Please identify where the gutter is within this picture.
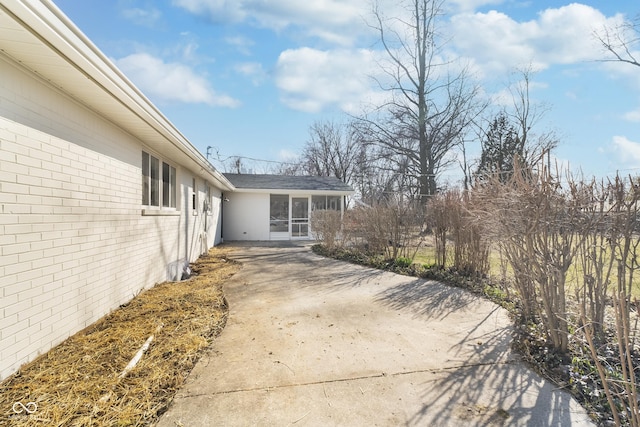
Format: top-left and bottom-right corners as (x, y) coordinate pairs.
(2, 0), (235, 192)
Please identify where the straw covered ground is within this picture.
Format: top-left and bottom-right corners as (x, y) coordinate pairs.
(0, 247), (240, 426)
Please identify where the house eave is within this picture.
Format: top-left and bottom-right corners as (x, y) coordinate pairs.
(230, 187), (354, 196)
(0, 0), (234, 192)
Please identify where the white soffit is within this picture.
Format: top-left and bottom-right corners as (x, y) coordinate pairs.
(0, 0), (233, 191)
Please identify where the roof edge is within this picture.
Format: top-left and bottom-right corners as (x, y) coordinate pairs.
(1, 0), (235, 191)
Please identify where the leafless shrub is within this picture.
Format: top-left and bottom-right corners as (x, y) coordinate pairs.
(578, 176), (640, 426)
(472, 166), (640, 420)
(451, 191), (490, 277)
(470, 162), (590, 352)
(344, 202), (422, 259)
(611, 293), (640, 427)
(581, 291), (640, 427)
(574, 179), (614, 340)
(468, 164), (536, 320)
(427, 191), (456, 268)
(428, 190), (490, 277)
(310, 210), (343, 250)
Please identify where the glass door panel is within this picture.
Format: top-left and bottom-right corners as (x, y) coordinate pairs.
(291, 197), (309, 237)
(270, 194), (289, 232)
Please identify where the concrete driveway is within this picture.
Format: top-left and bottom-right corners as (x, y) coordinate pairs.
(156, 243), (593, 426)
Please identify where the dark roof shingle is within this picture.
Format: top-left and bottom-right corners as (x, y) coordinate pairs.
(223, 174), (354, 192)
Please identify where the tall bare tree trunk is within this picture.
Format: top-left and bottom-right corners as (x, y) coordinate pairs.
(362, 0), (484, 204)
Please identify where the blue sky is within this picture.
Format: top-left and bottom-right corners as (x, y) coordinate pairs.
(52, 0), (639, 182)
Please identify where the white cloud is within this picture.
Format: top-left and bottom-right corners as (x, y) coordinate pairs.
(278, 149), (299, 161)
(612, 135), (640, 166)
(171, 0), (245, 23)
(225, 36), (254, 55)
(274, 47), (381, 113)
(163, 33), (215, 65)
(114, 53), (240, 107)
(447, 0), (505, 13)
(623, 108), (640, 122)
(121, 7), (162, 28)
(234, 62), (267, 86)
(449, 4), (624, 77)
(601, 56), (640, 92)
(172, 0), (373, 46)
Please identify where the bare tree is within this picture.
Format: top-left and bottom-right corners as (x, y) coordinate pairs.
(505, 67), (557, 168)
(361, 0), (485, 204)
(596, 14), (640, 68)
(457, 133), (474, 191)
(301, 120), (362, 185)
(225, 156), (245, 174)
(273, 161), (304, 176)
(355, 143), (423, 205)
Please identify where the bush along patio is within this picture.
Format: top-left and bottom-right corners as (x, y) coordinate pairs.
(311, 167), (640, 427)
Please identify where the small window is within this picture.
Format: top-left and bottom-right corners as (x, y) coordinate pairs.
(191, 178), (198, 211)
(142, 152), (150, 205)
(192, 178), (197, 212)
(312, 195), (341, 211)
(328, 196), (341, 211)
(150, 156), (159, 206)
(142, 151), (176, 209)
(162, 162), (175, 207)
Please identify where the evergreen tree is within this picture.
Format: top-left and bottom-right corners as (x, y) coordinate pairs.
(475, 113), (524, 183)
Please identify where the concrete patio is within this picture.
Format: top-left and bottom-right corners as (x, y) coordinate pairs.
(156, 243), (593, 426)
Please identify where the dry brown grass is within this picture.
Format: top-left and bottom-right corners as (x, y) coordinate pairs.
(0, 247), (240, 426)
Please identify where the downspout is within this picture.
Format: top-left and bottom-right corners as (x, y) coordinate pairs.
(220, 193), (224, 243)
(341, 194), (345, 239)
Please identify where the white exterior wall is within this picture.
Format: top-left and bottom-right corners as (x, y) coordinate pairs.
(0, 55), (222, 380)
(222, 192), (348, 241)
(222, 192), (270, 241)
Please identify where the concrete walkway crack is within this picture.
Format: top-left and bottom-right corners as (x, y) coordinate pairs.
(177, 359), (519, 399)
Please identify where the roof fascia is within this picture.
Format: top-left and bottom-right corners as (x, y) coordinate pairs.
(230, 188), (354, 195)
(1, 0), (235, 192)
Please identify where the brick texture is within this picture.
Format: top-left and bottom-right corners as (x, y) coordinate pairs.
(0, 55), (223, 380)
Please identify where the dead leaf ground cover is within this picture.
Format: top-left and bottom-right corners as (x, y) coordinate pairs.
(0, 247), (239, 426)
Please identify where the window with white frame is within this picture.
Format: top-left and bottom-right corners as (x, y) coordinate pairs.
(312, 195), (341, 211)
(192, 177), (198, 213)
(142, 151), (176, 208)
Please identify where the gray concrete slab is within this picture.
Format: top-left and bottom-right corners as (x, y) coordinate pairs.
(156, 243), (593, 427)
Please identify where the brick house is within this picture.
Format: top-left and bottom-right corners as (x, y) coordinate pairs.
(0, 0), (352, 381)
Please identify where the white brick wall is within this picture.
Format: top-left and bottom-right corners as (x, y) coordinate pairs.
(0, 55), (223, 380)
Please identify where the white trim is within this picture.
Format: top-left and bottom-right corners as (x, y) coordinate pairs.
(290, 196), (310, 239)
(141, 150), (179, 210)
(269, 232), (290, 241)
(231, 187), (351, 196)
(141, 209), (180, 216)
(0, 0), (234, 192)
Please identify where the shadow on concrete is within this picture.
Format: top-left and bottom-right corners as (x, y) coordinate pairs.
(216, 243), (591, 426)
(224, 243), (388, 295)
(405, 360), (582, 426)
(375, 278), (479, 321)
(373, 272), (587, 426)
